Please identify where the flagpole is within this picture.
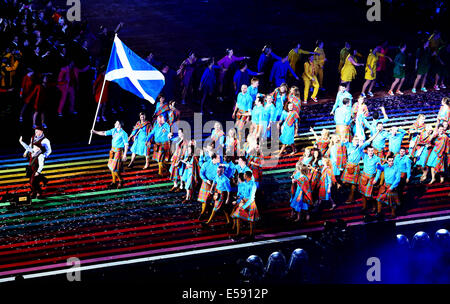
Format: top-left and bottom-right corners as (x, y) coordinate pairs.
(88, 34), (118, 145)
(88, 78), (107, 145)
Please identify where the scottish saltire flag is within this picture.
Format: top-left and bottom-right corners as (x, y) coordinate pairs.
(105, 35), (165, 104)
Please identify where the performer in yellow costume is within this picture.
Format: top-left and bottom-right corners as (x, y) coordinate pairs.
(314, 40), (326, 89)
(340, 50), (364, 91)
(361, 47), (392, 97)
(303, 55), (320, 103)
(338, 42), (351, 74)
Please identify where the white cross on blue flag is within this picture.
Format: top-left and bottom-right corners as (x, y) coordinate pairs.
(105, 35), (165, 104)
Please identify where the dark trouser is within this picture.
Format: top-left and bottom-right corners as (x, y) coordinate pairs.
(30, 173), (46, 195)
(397, 173), (407, 210)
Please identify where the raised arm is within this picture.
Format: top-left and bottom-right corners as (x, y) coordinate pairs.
(19, 136), (33, 153)
(309, 127), (320, 142)
(270, 52), (282, 61)
(380, 106), (388, 121)
(364, 129), (381, 146)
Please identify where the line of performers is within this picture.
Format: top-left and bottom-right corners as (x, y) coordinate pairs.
(90, 86), (449, 238)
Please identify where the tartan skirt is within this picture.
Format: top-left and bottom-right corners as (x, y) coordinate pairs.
(108, 147), (123, 173)
(308, 169), (321, 191)
(152, 141), (171, 162)
(212, 190), (227, 212)
(235, 110), (249, 130)
(376, 184), (399, 206)
(358, 172), (376, 197)
(169, 161), (183, 181)
(426, 150), (446, 173)
(342, 163), (360, 185)
(251, 166), (263, 184)
(318, 180), (331, 201)
(197, 181), (212, 203)
(336, 125), (351, 142)
(231, 201), (260, 222)
(415, 146), (430, 167)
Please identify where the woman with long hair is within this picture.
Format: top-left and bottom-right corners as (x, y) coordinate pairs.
(277, 102), (299, 156)
(271, 83), (288, 121)
(288, 86), (301, 114)
(307, 148), (323, 196)
(289, 163), (313, 222)
(317, 158), (337, 210)
(225, 128), (239, 158)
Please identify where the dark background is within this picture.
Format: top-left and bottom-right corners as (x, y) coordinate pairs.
(2, 0), (448, 151)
